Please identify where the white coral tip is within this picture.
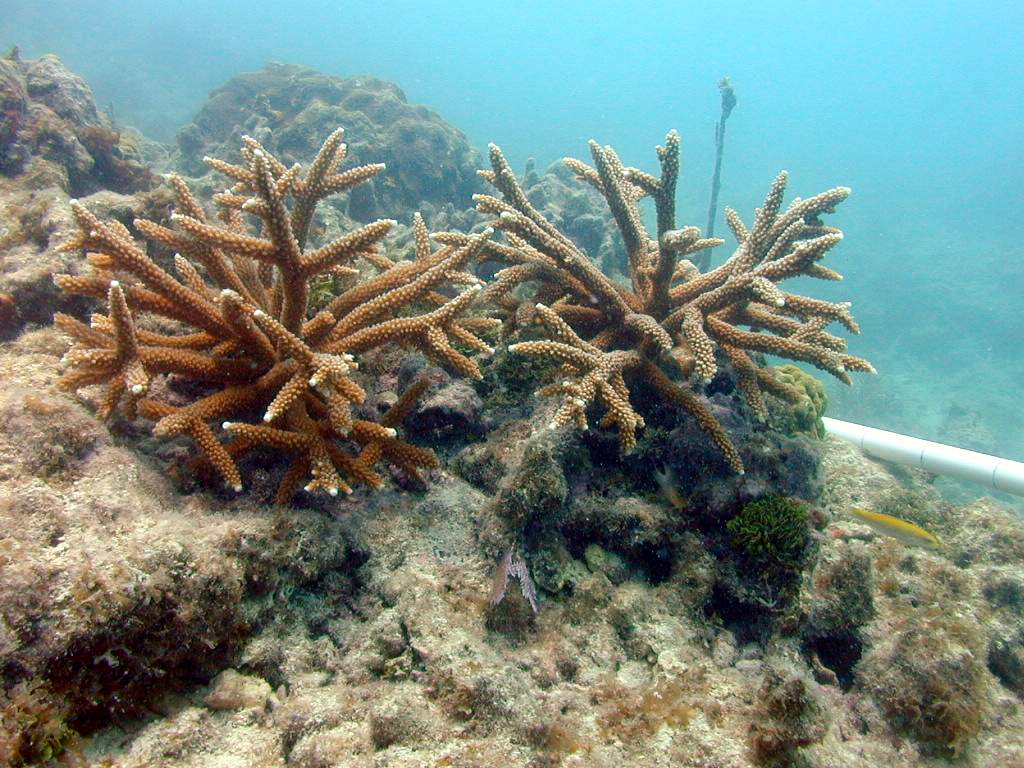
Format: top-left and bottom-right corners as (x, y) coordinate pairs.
(263, 412), (273, 422)
(131, 384), (144, 395)
(385, 427), (397, 438)
(328, 487), (338, 497)
(241, 199), (257, 210)
(776, 298), (785, 306)
(202, 156), (212, 162)
(222, 421), (234, 429)
(109, 279), (120, 288)
(170, 212), (181, 220)
(253, 309), (266, 318)
(69, 198), (79, 205)
(232, 484), (242, 492)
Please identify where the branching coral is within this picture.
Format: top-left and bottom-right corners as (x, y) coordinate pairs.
(53, 128), (498, 502)
(439, 131), (873, 472)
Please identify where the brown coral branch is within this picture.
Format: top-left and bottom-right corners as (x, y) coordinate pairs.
(464, 130), (872, 471)
(54, 129), (489, 502)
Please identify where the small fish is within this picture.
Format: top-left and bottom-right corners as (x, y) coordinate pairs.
(846, 508), (944, 550)
(654, 464), (687, 510)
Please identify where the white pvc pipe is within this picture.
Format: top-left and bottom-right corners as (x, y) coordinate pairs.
(822, 416), (1024, 497)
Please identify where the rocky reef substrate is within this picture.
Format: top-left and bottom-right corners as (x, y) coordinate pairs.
(2, 53), (1023, 768)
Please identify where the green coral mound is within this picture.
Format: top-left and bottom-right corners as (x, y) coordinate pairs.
(769, 364), (828, 438)
(727, 495), (810, 569)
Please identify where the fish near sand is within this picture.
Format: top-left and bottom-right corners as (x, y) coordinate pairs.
(846, 508), (944, 551)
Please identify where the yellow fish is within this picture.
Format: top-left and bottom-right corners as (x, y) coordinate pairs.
(847, 508), (944, 550)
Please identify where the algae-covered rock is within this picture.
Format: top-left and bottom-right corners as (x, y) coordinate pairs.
(175, 63), (482, 223)
(859, 611), (991, 757)
(491, 426), (587, 531)
(748, 664), (830, 765)
(801, 542), (874, 688)
(367, 693), (431, 749)
(584, 544), (630, 585)
(987, 630), (1024, 697)
(407, 381), (484, 445)
(0, 51), (152, 194)
(203, 669), (272, 711)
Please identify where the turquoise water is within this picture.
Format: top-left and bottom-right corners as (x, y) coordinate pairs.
(4, 0), (1023, 462)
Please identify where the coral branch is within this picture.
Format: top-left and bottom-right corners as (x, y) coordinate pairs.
(55, 129), (489, 502)
(463, 131), (872, 472)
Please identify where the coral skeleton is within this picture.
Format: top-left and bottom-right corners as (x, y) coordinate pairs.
(53, 128), (498, 502)
(439, 131), (874, 472)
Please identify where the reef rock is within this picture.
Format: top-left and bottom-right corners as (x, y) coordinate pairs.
(174, 62), (483, 224)
(0, 49), (152, 195)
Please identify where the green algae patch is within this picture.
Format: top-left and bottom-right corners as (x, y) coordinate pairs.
(727, 495), (810, 570)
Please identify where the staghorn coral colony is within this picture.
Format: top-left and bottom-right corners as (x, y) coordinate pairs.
(439, 132), (873, 469)
(53, 129), (499, 502)
(53, 124), (873, 504)
(3, 55), (1024, 767)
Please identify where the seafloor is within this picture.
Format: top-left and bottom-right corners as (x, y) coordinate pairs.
(2, 52), (1024, 768)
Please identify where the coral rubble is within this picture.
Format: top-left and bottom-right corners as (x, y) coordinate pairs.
(440, 132), (874, 472)
(53, 128), (498, 502)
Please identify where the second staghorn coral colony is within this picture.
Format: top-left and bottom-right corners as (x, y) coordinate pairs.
(53, 125), (872, 498)
(440, 131), (874, 473)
